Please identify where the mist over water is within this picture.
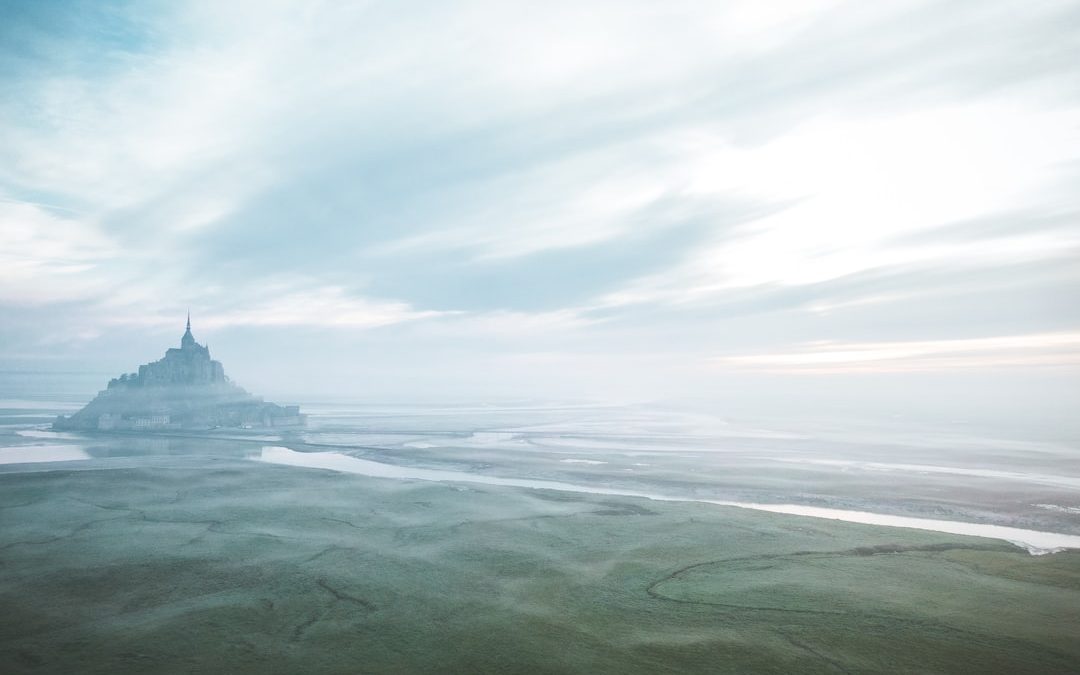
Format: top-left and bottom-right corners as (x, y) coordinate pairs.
(4, 376), (1079, 550)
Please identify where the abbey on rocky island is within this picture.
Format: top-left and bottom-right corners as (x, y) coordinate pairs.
(54, 315), (303, 431)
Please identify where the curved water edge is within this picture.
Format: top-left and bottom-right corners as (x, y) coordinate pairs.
(0, 445), (91, 464)
(257, 446), (1080, 556)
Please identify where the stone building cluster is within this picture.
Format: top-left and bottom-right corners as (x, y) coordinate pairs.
(54, 316), (303, 431)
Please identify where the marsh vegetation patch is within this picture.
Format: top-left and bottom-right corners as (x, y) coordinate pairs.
(648, 543), (1080, 662)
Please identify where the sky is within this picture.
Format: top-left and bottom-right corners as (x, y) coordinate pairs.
(1, 1), (1079, 426)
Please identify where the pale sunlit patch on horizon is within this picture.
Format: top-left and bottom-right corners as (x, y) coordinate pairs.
(711, 332), (1080, 373)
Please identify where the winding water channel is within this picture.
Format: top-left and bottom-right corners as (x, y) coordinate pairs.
(258, 446), (1080, 555)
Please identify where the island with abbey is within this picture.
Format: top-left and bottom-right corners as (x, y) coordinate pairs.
(54, 316), (303, 431)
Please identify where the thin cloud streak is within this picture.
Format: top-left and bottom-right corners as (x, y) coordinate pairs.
(712, 332), (1080, 374)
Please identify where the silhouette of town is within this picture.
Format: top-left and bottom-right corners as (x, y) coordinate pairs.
(54, 315), (302, 431)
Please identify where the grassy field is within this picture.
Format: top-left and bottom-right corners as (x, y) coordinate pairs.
(2, 459), (1078, 673)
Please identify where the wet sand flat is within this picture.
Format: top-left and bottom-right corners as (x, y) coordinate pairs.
(2, 459), (1079, 674)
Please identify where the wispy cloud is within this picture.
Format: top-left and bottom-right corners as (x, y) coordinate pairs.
(1, 0), (1079, 407)
(97, 284), (448, 331)
(202, 286), (447, 329)
(0, 199), (118, 304)
(597, 102), (1080, 308)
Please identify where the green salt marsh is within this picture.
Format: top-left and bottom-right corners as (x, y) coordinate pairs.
(2, 457), (1079, 674)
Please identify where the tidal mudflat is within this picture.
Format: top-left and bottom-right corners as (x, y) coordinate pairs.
(3, 460), (1080, 674)
(2, 402), (1079, 673)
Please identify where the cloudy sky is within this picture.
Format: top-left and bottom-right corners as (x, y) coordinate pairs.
(2, 1), (1078, 422)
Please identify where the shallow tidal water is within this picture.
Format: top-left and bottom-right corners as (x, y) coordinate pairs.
(257, 445), (1080, 555)
(2, 400), (1079, 672)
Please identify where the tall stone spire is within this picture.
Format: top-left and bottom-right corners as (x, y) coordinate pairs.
(181, 311), (195, 349)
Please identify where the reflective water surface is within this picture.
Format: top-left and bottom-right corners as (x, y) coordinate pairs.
(3, 399), (1079, 554)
